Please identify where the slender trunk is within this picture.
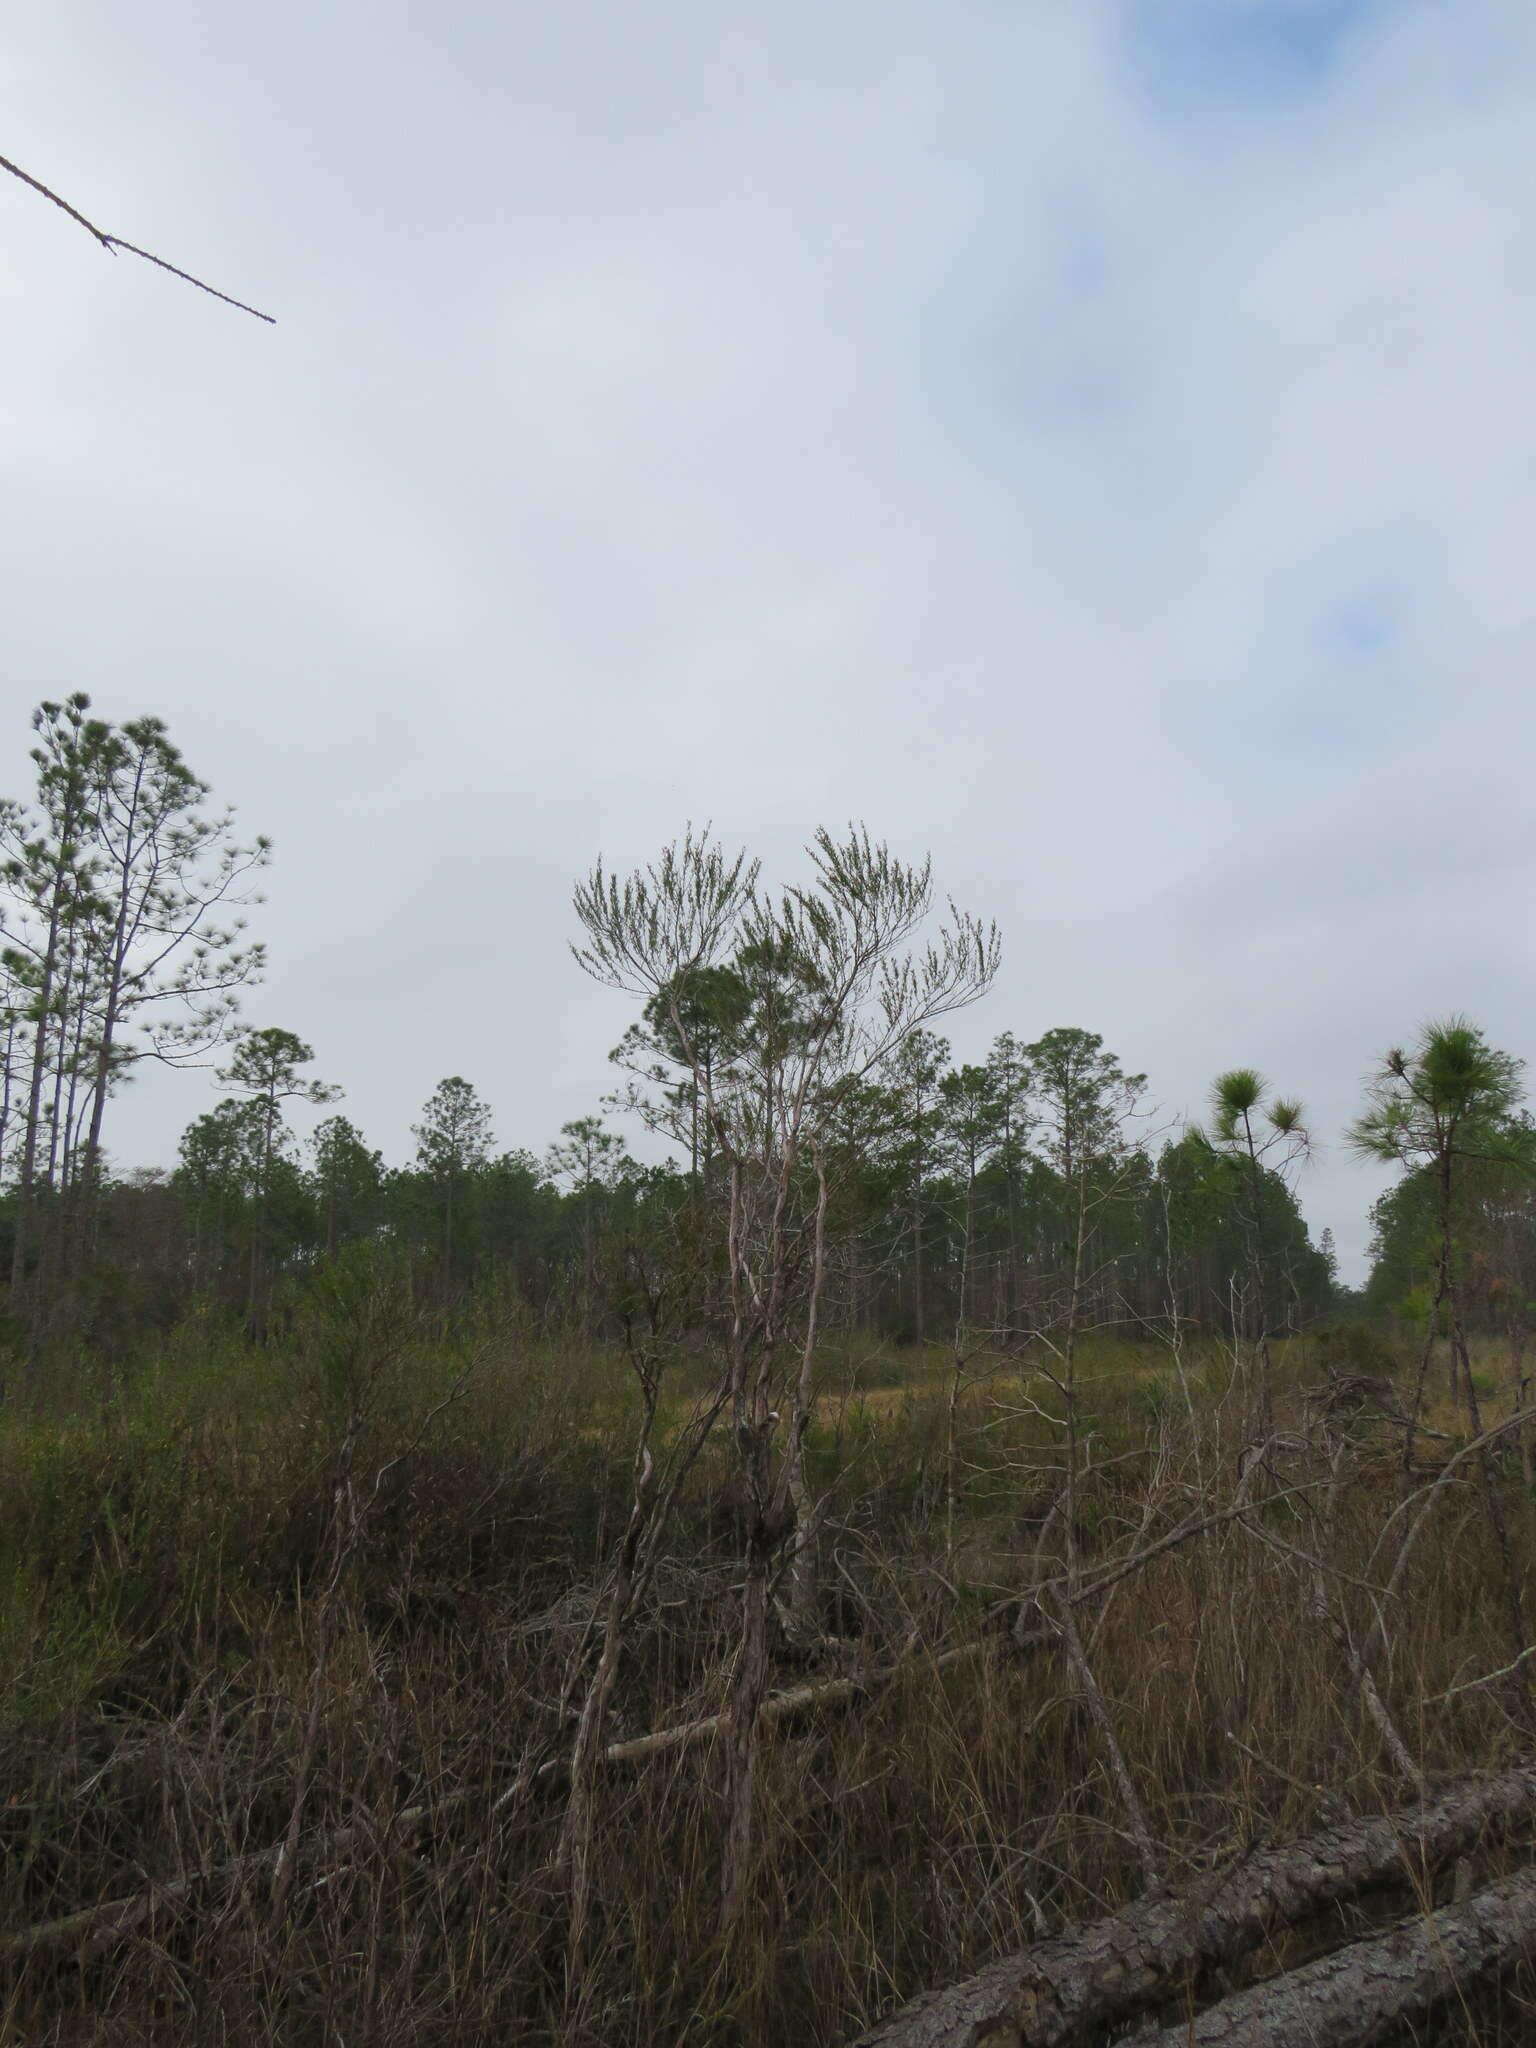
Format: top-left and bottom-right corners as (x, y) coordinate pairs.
(190, 1185), (205, 1293)
(717, 1138), (760, 1925)
(946, 1158), (977, 1577)
(722, 1108), (801, 1923)
(582, 1193), (594, 1338)
(1436, 1149), (1532, 1707)
(1512, 1320), (1533, 1488)
(36, 950), (95, 1301)
(0, 1015), (15, 1184)
(57, 969), (99, 1277)
(1063, 1180), (1088, 1592)
(11, 921), (62, 1291)
(1004, 1114), (1020, 1342)
(1241, 1113), (1275, 1436)
(249, 1095), (275, 1339)
(963, 1153), (976, 1326)
(8, 725), (96, 1300)
(42, 927), (78, 1197)
(78, 912), (132, 1249)
(1049, 1583), (1159, 1887)
(911, 1174), (925, 1344)
(60, 978), (90, 1189)
(1438, 1153), (1466, 1425)
(559, 1410), (656, 1961)
(1399, 1273), (1445, 1489)
(722, 1508), (773, 1926)
(779, 1154), (830, 1649)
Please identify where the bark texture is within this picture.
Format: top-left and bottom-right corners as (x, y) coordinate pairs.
(850, 1768), (1536, 2048)
(1120, 1865), (1536, 2046)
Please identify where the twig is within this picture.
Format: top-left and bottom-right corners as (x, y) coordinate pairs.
(0, 151), (275, 323)
(1423, 1642), (1536, 1707)
(1046, 1584), (1160, 1888)
(2, 1638), (986, 1961)
(1224, 1728), (1345, 1808)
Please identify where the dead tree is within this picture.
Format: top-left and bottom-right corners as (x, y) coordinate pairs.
(573, 825), (998, 1920)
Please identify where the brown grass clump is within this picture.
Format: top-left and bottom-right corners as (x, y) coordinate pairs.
(3, 1314), (1536, 2045)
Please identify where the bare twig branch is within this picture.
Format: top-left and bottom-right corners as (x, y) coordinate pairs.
(0, 151), (276, 323)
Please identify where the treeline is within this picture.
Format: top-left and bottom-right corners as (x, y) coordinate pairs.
(38, 1029), (1336, 1345)
(13, 695), (1533, 1358)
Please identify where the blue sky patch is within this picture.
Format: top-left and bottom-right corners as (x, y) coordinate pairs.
(1118, 0), (1379, 120)
(1323, 596), (1394, 656)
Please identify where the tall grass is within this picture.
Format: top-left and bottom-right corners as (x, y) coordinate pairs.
(3, 1298), (1535, 2044)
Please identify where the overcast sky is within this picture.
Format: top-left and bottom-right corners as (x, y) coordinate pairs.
(5, 0), (1534, 1279)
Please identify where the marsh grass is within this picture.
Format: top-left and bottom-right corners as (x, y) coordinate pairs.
(3, 1311), (1536, 2044)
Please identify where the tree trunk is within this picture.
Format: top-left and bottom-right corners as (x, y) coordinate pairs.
(558, 1456), (652, 1960)
(1120, 1866), (1536, 2047)
(10, 941), (59, 1293)
(721, 1504), (773, 1925)
(912, 1184), (925, 1344)
(1512, 1320), (1533, 1488)
(777, 1155), (830, 1650)
(851, 1766), (1536, 2048)
(1239, 1114), (1275, 1436)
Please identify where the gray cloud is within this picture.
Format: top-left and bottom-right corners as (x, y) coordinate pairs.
(4, 0), (1534, 1276)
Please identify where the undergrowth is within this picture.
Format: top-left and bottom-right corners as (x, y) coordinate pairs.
(2, 1292), (1535, 2045)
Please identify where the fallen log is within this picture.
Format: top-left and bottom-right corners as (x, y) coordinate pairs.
(849, 1766), (1536, 2048)
(1120, 1864), (1536, 2046)
(2, 1640), (985, 1963)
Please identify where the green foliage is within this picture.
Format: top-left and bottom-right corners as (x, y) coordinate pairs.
(1026, 1026), (1145, 1184)
(414, 1076), (494, 1180)
(0, 693), (267, 1310)
(1212, 1067), (1264, 1126)
(1349, 1017), (1525, 1169)
(1357, 1022), (1536, 1327)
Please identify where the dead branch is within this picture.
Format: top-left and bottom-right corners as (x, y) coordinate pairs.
(1045, 1584), (1160, 1887)
(1370, 1403), (1536, 1596)
(2, 1639), (986, 1963)
(992, 1478), (1328, 1640)
(0, 151), (275, 322)
(848, 1765), (1536, 2048)
(1425, 1642), (1536, 1708)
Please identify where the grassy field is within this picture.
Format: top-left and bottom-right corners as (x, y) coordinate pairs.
(3, 1297), (1535, 2044)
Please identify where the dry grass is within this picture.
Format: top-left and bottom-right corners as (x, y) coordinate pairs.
(3, 1310), (1535, 2045)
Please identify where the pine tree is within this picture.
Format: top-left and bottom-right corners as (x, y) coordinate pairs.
(413, 1076), (494, 1286)
(218, 1027), (340, 1329)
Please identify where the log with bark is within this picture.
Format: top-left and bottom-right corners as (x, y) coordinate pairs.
(1120, 1865), (1536, 2046)
(849, 1766), (1536, 2048)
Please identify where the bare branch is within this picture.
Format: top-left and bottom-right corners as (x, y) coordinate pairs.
(0, 151), (275, 323)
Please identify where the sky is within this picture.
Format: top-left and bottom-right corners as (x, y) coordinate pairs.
(4, 0), (1535, 1281)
